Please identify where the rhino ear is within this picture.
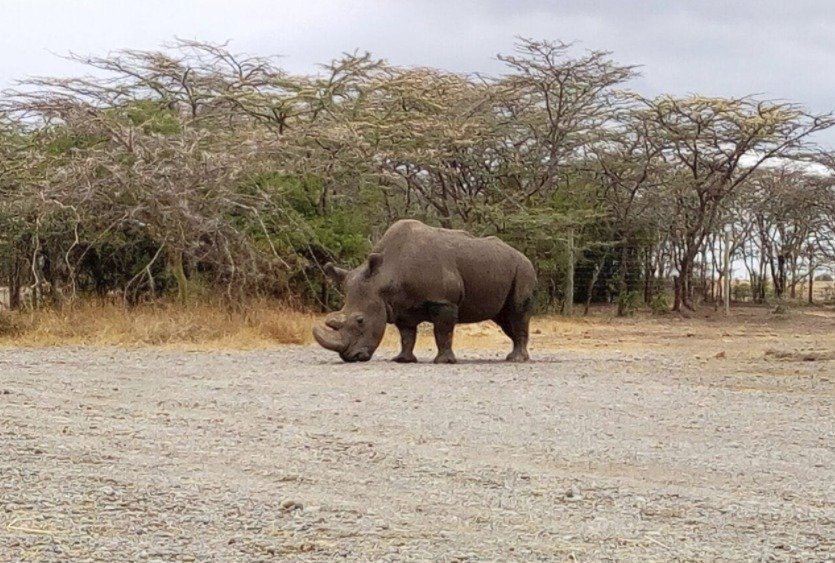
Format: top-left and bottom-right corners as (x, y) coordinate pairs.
(323, 262), (348, 284)
(366, 253), (383, 277)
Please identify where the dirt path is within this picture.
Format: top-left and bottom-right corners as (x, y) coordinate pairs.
(1, 318), (834, 561)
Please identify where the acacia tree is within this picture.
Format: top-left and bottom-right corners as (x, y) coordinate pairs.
(587, 106), (666, 314)
(2, 38), (834, 314)
(638, 95), (833, 310)
(6, 43), (301, 304)
(337, 62), (498, 227)
(744, 169), (829, 304)
(487, 40), (637, 309)
(0, 114), (26, 309)
(492, 39), (635, 201)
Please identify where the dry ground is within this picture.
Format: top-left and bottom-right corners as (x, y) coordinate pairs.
(1, 307), (834, 561)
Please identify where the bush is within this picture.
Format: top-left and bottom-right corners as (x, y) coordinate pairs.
(0, 311), (24, 338)
(732, 282), (752, 302)
(650, 292), (670, 315)
(617, 290), (640, 317)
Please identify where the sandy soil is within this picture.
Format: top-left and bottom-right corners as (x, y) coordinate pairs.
(1, 308), (834, 561)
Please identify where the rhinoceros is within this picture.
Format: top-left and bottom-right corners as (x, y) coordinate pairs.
(312, 219), (537, 363)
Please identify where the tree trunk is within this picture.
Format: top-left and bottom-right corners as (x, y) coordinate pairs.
(616, 242), (629, 317)
(712, 234), (719, 310)
(808, 268), (814, 305)
(583, 268), (598, 316)
(774, 254), (786, 299)
(320, 280), (329, 313)
(684, 261), (694, 309)
(673, 249), (697, 312)
(8, 255), (21, 311)
(584, 250), (608, 316)
(673, 275), (682, 311)
(701, 244), (709, 303)
(168, 248), (189, 305)
(772, 254), (789, 313)
(723, 227), (731, 316)
(564, 229), (574, 316)
(643, 247), (653, 304)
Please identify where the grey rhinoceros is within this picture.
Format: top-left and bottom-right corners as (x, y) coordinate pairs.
(313, 219), (537, 363)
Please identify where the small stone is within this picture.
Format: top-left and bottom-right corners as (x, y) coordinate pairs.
(715, 351), (726, 359)
(280, 499), (302, 511)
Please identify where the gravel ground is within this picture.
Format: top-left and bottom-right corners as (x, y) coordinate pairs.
(1, 341), (833, 561)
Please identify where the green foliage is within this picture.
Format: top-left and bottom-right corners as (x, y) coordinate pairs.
(1, 38), (831, 313)
(617, 290), (641, 317)
(649, 292), (670, 315)
(250, 172), (373, 265)
(45, 131), (107, 155)
(731, 282), (752, 302)
(120, 101), (182, 135)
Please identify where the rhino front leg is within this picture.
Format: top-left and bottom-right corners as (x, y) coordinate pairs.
(392, 324), (418, 363)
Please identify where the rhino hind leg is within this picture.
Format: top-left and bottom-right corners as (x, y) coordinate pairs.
(432, 324), (457, 364)
(495, 315), (530, 362)
(392, 324), (418, 363)
(495, 295), (532, 362)
(429, 303), (458, 364)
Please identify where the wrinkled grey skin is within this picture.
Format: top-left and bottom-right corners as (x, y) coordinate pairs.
(313, 219), (537, 364)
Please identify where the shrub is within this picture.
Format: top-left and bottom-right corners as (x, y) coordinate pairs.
(650, 292), (670, 315)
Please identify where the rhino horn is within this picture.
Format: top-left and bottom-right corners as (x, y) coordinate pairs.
(313, 325), (347, 352)
(325, 312), (346, 330)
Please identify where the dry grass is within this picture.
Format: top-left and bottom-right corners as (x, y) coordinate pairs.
(0, 299), (317, 349)
(0, 301), (602, 351)
(2, 300), (833, 356)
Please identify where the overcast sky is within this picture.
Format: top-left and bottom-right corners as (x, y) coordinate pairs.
(3, 0), (834, 146)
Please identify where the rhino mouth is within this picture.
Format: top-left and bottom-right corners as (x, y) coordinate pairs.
(340, 348), (371, 363)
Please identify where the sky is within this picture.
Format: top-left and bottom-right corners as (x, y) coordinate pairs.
(2, 0), (834, 147)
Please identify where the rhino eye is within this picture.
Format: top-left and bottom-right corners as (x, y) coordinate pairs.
(356, 315), (364, 325)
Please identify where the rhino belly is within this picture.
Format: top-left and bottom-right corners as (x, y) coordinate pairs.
(457, 274), (514, 322)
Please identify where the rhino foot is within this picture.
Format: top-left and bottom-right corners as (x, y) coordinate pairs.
(392, 353), (418, 363)
(433, 351), (457, 364)
(506, 350), (530, 362)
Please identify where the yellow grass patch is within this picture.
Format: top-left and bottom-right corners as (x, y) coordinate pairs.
(1, 301), (833, 356)
(0, 300), (316, 349)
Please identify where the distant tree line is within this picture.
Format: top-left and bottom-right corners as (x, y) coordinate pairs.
(1, 39), (833, 313)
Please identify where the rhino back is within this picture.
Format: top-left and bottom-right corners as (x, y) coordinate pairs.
(375, 220), (533, 323)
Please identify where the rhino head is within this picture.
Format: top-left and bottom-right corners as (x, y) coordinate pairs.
(313, 254), (388, 362)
